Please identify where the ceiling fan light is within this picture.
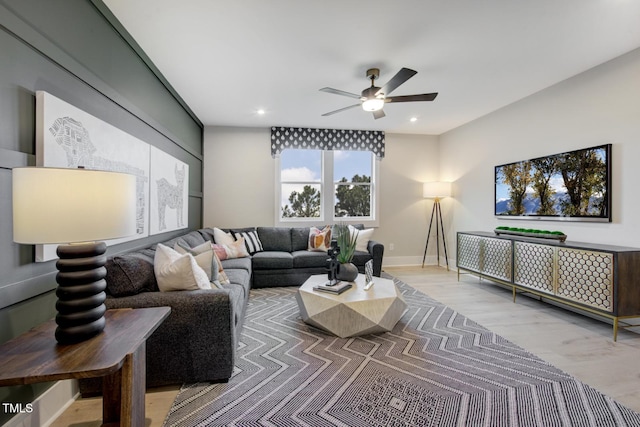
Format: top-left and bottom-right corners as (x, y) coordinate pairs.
(362, 98), (385, 112)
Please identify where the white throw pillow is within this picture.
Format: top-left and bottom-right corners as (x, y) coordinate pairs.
(213, 227), (235, 245)
(154, 243), (211, 292)
(174, 241), (221, 288)
(349, 225), (374, 252)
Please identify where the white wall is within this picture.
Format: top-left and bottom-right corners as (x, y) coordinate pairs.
(377, 133), (440, 265)
(202, 126), (440, 265)
(440, 47), (640, 257)
(203, 126), (275, 227)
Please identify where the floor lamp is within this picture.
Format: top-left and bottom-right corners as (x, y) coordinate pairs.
(422, 182), (451, 270)
(12, 167), (137, 344)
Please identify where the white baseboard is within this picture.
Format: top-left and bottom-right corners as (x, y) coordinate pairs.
(383, 255), (456, 268)
(4, 380), (78, 427)
(383, 255), (423, 267)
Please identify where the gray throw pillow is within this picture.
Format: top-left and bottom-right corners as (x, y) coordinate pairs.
(105, 254), (158, 297)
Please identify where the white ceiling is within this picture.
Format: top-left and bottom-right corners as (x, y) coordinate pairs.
(102, 0), (640, 135)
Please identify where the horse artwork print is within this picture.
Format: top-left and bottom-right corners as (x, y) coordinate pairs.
(156, 164), (186, 231)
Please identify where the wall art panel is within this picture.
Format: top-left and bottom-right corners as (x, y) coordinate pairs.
(149, 146), (188, 235)
(35, 91), (150, 261)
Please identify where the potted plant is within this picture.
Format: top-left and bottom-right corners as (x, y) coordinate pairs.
(335, 223), (359, 281)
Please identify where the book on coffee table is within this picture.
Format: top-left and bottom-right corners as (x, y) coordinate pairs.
(313, 281), (352, 295)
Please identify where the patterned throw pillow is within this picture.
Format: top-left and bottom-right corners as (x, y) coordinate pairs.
(308, 226), (332, 252)
(210, 239), (250, 259)
(211, 243), (229, 261)
(232, 230), (264, 254)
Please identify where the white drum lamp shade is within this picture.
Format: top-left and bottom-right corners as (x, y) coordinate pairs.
(423, 181), (451, 199)
(12, 167), (137, 244)
(12, 167), (137, 344)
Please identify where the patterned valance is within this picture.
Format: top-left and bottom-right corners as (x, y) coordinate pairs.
(270, 127), (385, 159)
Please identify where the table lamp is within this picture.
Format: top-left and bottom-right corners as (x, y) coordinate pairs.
(12, 167), (137, 344)
(421, 181), (451, 270)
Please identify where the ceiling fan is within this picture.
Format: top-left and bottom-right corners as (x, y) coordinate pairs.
(320, 67), (438, 119)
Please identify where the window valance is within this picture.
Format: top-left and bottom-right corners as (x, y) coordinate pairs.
(270, 127), (385, 159)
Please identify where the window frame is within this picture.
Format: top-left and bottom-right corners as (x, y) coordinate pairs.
(275, 150), (379, 227)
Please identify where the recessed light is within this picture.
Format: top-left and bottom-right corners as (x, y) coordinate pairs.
(410, 117), (418, 122)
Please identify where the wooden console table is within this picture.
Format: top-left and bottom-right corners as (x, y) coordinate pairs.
(457, 231), (640, 341)
(0, 307), (170, 426)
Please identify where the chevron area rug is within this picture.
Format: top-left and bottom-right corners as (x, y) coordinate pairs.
(163, 276), (640, 427)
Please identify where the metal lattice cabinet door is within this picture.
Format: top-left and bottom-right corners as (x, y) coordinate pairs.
(481, 238), (512, 282)
(457, 234), (482, 273)
(557, 248), (614, 312)
(514, 242), (555, 294)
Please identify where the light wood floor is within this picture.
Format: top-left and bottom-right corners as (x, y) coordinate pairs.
(51, 266), (640, 426)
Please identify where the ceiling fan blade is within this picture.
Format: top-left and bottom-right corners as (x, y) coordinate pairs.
(386, 93), (438, 103)
(319, 87), (362, 99)
(373, 109), (385, 120)
(376, 68), (417, 97)
(322, 104), (361, 117)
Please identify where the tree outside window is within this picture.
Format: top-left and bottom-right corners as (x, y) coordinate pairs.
(279, 149), (375, 221)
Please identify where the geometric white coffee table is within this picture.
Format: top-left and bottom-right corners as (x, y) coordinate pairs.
(295, 274), (407, 338)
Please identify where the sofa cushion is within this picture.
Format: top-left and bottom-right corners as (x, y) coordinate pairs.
(292, 250), (329, 268)
(162, 230), (207, 250)
(252, 251), (294, 269)
(257, 227), (292, 252)
(198, 227), (215, 242)
(220, 256), (252, 273)
(224, 268), (251, 290)
(105, 254), (158, 297)
(291, 227), (310, 251)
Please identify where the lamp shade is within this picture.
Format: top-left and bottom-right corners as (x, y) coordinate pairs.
(423, 181), (451, 199)
(12, 167), (137, 244)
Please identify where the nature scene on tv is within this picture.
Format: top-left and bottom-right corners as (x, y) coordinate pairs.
(495, 145), (610, 218)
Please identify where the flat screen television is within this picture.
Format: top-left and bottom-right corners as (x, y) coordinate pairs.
(495, 144), (611, 222)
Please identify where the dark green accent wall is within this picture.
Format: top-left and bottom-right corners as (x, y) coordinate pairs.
(0, 1), (203, 422)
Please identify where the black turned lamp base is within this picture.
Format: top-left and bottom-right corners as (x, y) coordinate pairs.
(55, 242), (108, 344)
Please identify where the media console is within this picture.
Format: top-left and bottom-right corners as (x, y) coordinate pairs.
(456, 231), (640, 341)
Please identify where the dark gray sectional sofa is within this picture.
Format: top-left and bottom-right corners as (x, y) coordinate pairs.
(79, 225), (383, 395)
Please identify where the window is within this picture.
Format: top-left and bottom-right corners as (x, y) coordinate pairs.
(280, 149), (322, 219)
(334, 150), (372, 218)
(277, 149), (378, 225)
